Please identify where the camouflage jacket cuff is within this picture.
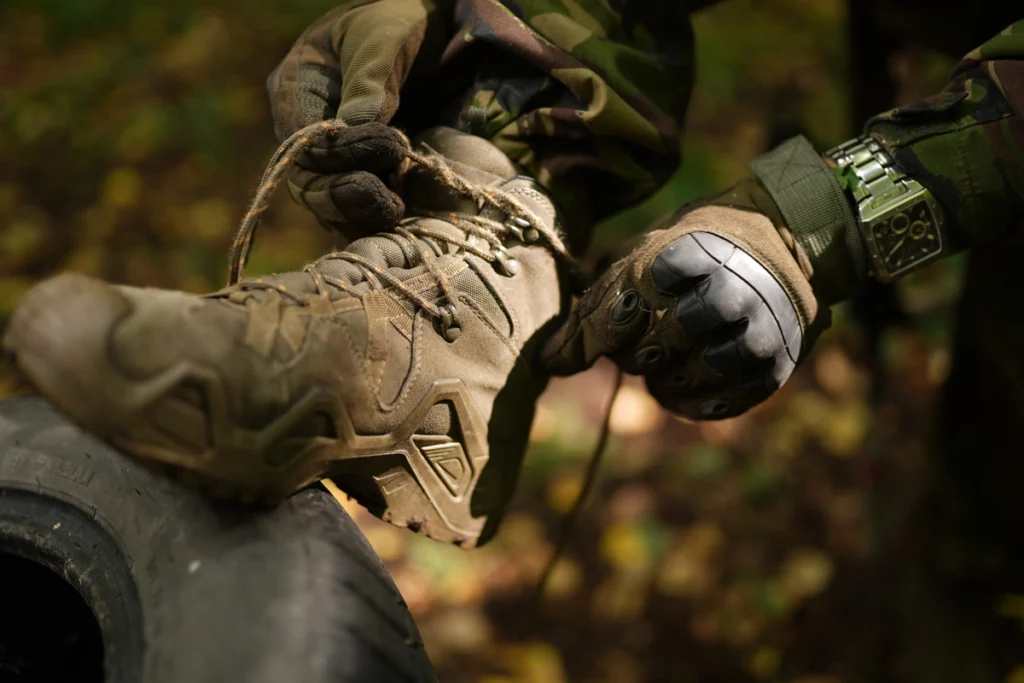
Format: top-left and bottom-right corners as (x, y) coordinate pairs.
(864, 64), (1021, 252)
(747, 136), (868, 306)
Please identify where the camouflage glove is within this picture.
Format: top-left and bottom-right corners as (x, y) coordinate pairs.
(267, 0), (442, 237)
(541, 177), (833, 420)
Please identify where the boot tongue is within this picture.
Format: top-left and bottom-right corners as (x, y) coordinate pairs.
(312, 129), (524, 294)
(311, 127), (562, 300)
(400, 127), (519, 214)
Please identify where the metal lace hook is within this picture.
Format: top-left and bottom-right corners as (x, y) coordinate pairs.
(438, 302), (462, 342)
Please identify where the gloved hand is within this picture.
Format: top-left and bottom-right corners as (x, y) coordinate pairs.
(267, 0), (442, 237)
(541, 178), (829, 420)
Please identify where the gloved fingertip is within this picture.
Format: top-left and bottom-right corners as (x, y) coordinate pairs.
(295, 124), (411, 173)
(371, 188), (406, 226)
(538, 325), (591, 376)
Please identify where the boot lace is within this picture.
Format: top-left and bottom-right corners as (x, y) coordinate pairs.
(227, 120), (573, 339)
(233, 119), (622, 608)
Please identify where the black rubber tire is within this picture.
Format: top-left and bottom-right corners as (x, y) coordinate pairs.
(0, 396), (436, 683)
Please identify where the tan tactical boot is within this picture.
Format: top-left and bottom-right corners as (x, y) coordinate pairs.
(2, 127), (570, 548)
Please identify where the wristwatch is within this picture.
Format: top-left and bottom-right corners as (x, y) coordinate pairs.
(825, 135), (946, 283)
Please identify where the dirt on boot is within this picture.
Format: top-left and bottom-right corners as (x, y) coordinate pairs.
(2, 126), (572, 548)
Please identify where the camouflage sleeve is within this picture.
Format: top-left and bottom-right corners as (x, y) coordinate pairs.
(438, 0), (695, 250)
(865, 20), (1024, 252)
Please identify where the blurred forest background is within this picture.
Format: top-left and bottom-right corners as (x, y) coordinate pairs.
(2, 0), (1023, 681)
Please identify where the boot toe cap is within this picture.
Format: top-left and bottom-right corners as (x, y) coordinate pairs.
(4, 273), (136, 431)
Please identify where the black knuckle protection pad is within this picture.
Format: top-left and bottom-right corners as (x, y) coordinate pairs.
(648, 230), (804, 418)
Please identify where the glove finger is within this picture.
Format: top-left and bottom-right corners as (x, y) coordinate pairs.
(673, 270), (763, 338)
(294, 122), (411, 175)
(701, 304), (795, 383)
(541, 261), (655, 376)
(645, 366), (778, 421)
(542, 299), (651, 377)
(663, 231), (802, 363)
(288, 168), (405, 235)
(269, 1), (437, 140)
(651, 231), (733, 294)
(267, 18), (343, 140)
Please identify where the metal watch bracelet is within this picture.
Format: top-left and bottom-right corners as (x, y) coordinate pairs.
(826, 135), (946, 282)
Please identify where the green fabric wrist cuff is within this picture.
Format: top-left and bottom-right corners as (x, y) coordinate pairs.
(750, 135), (868, 306)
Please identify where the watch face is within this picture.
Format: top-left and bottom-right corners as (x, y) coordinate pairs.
(869, 199), (942, 275)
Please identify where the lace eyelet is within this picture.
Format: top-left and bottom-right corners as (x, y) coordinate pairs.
(439, 303), (462, 342)
(493, 247), (519, 277)
(506, 215), (539, 244)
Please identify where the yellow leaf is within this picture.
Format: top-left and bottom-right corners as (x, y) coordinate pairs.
(790, 392), (869, 458)
(0, 220), (43, 262)
(546, 472), (582, 514)
(778, 548), (834, 602)
(656, 522), (724, 596)
(656, 547), (711, 598)
(543, 558), (582, 600)
(746, 646), (782, 679)
(1005, 664), (1024, 683)
(600, 521), (649, 572)
(789, 391), (831, 429)
(102, 167), (142, 208)
(995, 594), (1024, 620)
(0, 277), (32, 315)
(764, 416), (806, 461)
(189, 198), (232, 242)
(493, 643), (568, 683)
(223, 85), (260, 124)
(821, 399), (869, 458)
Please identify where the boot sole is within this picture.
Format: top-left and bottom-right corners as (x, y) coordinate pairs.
(2, 274), (491, 547)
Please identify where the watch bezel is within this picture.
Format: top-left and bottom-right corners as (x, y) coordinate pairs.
(859, 184), (945, 282)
